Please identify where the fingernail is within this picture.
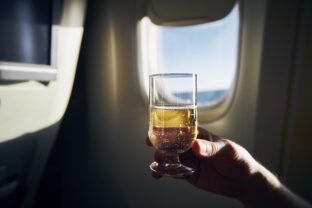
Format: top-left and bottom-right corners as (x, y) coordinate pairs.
(197, 140), (208, 156)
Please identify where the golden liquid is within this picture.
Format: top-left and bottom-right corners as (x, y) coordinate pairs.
(149, 106), (197, 155)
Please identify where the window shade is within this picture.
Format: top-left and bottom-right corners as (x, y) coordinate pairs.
(147, 0), (236, 26)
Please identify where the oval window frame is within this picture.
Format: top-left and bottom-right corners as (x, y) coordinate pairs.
(137, 3), (242, 123)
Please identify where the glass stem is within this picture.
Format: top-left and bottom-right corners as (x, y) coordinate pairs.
(163, 155), (181, 168)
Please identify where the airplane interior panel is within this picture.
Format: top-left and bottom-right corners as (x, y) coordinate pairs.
(0, 0), (52, 65)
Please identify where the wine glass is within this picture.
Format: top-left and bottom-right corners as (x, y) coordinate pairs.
(148, 73), (197, 177)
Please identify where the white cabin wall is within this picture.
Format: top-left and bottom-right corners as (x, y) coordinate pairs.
(0, 0), (86, 206)
(281, 0), (312, 202)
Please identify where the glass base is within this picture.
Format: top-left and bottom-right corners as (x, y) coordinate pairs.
(150, 161), (195, 178)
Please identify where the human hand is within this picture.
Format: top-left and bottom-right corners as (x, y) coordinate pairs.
(146, 127), (280, 203)
(147, 127), (312, 207)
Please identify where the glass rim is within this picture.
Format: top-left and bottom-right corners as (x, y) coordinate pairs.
(149, 73), (197, 78)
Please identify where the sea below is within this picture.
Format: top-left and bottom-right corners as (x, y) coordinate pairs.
(174, 89), (227, 106)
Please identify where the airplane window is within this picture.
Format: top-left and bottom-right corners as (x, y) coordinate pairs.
(139, 4), (240, 108)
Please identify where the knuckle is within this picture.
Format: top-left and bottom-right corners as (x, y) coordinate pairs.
(223, 140), (240, 160)
(209, 142), (218, 156)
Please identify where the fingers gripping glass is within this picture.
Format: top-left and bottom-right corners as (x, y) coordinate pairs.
(149, 73), (198, 177)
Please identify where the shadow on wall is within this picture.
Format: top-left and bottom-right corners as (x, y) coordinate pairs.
(0, 122), (61, 208)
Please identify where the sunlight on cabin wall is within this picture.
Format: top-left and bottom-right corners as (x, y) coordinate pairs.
(0, 25), (83, 143)
(137, 17), (161, 99)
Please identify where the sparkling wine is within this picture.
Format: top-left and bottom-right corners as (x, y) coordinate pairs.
(149, 106), (197, 155)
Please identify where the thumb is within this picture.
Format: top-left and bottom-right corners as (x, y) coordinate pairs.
(192, 139), (226, 158)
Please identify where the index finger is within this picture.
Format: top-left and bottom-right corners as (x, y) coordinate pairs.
(197, 126), (222, 142)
